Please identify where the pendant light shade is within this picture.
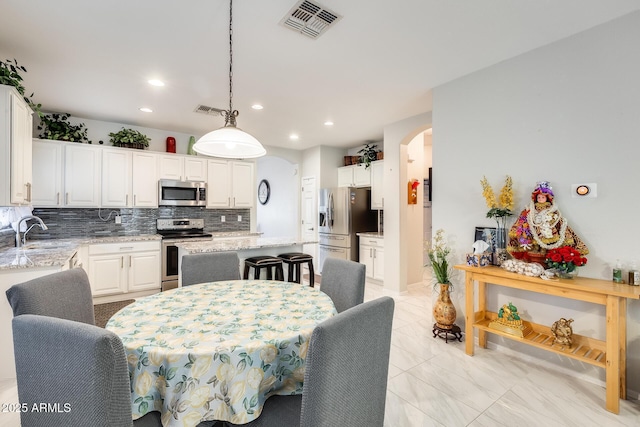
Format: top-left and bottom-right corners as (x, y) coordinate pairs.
(194, 125), (266, 158)
(193, 0), (266, 159)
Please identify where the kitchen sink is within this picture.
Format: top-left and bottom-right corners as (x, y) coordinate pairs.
(21, 243), (73, 251)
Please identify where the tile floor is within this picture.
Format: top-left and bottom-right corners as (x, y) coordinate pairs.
(1, 280), (639, 427)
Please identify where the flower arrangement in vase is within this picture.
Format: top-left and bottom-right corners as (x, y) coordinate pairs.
(480, 176), (514, 264)
(426, 229), (456, 329)
(545, 246), (587, 279)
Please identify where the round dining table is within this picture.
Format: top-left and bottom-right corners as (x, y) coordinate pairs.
(106, 280), (337, 426)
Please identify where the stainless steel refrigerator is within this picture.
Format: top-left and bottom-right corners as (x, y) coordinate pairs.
(318, 187), (378, 272)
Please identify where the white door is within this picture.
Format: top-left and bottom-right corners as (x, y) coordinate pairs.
(184, 157), (207, 181)
(65, 144), (101, 207)
(301, 176), (317, 270)
(32, 140), (63, 206)
(231, 161), (255, 207)
(207, 159), (231, 207)
(159, 155), (184, 180)
(101, 149), (131, 207)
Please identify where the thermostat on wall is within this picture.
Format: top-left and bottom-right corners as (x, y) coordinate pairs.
(571, 183), (597, 198)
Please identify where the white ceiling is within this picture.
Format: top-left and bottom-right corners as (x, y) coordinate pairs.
(1, 0), (638, 151)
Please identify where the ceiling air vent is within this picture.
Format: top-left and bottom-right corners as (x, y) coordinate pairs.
(280, 0), (342, 39)
(194, 104), (225, 116)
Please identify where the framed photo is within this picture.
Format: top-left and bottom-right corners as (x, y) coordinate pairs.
(474, 226), (496, 253)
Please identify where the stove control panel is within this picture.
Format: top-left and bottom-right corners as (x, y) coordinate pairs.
(157, 218), (205, 231)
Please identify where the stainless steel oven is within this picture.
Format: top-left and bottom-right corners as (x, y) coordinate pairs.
(158, 218), (212, 291)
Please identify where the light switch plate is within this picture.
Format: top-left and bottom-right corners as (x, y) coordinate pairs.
(237, 215), (242, 222)
(571, 183), (597, 198)
(221, 215), (226, 222)
(115, 215), (122, 224)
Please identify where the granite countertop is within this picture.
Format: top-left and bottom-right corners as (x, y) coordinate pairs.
(0, 235), (161, 271)
(357, 232), (384, 238)
(0, 232), (263, 271)
(176, 236), (316, 253)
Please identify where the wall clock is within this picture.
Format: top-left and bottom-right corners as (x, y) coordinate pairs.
(258, 179), (270, 205)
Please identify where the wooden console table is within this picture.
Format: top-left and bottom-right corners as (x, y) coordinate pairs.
(455, 265), (640, 414)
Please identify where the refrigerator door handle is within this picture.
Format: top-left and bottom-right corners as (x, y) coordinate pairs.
(328, 192), (334, 227)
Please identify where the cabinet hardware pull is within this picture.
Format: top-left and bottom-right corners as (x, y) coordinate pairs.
(65, 193), (69, 204)
(126, 194), (129, 205)
(121, 256), (124, 268)
(57, 192), (60, 205)
(133, 194), (136, 205)
(26, 183), (31, 202)
(373, 249), (376, 259)
(119, 247), (134, 251)
(129, 256), (132, 267)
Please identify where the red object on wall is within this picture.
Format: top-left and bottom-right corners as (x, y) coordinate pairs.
(166, 136), (176, 153)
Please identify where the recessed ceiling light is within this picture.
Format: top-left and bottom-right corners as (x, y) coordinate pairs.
(251, 104), (263, 110)
(324, 121), (334, 126)
(139, 107), (153, 113)
(148, 79), (165, 87)
(289, 134), (299, 140)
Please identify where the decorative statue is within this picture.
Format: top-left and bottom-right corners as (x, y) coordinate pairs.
(489, 301), (531, 337)
(551, 318), (574, 347)
(507, 181), (588, 260)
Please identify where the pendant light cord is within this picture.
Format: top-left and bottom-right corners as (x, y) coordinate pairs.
(225, 0), (239, 127)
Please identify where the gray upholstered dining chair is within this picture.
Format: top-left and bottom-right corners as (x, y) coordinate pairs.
(5, 268), (95, 325)
(225, 296), (395, 427)
(181, 251), (241, 286)
(319, 258), (366, 313)
(12, 314), (162, 427)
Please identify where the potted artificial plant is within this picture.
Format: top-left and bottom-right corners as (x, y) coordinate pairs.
(357, 143), (380, 169)
(0, 58), (42, 116)
(38, 113), (90, 143)
(109, 127), (151, 149)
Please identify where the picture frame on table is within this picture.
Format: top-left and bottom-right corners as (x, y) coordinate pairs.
(474, 226), (499, 265)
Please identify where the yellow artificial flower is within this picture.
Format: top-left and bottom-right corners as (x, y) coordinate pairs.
(480, 175), (514, 219)
(134, 371), (153, 396)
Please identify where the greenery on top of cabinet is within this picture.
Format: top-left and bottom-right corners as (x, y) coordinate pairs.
(0, 58), (42, 116)
(109, 128), (151, 149)
(38, 113), (90, 143)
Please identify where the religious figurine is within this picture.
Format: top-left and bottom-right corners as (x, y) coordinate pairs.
(551, 317), (574, 347)
(489, 302), (532, 338)
(507, 181), (589, 261)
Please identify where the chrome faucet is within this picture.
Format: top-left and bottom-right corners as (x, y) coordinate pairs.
(15, 215), (48, 248)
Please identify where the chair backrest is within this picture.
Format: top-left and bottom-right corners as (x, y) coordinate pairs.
(300, 296), (395, 427)
(181, 251), (241, 286)
(12, 314), (134, 427)
(319, 258), (366, 313)
(5, 268), (95, 325)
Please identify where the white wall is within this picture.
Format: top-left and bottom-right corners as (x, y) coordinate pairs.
(433, 11), (640, 393)
(256, 156), (298, 238)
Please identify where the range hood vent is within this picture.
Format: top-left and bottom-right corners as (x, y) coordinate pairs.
(194, 104), (225, 116)
(280, 0), (342, 39)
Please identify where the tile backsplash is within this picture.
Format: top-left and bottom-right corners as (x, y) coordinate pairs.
(17, 207), (250, 241)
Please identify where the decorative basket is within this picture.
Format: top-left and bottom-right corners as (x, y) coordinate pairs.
(344, 156), (353, 166)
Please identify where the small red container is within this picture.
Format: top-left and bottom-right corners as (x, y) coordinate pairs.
(166, 136), (176, 153)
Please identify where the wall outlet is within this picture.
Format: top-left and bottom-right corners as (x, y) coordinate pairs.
(115, 215), (122, 224)
(221, 215), (226, 222)
(237, 215), (242, 222)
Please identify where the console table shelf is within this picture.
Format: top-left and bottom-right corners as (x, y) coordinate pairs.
(455, 265), (640, 414)
(475, 311), (606, 368)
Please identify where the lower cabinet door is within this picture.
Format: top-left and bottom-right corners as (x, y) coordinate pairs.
(128, 251), (161, 292)
(88, 254), (127, 296)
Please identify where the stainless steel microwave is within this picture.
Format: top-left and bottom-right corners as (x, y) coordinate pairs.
(158, 180), (207, 206)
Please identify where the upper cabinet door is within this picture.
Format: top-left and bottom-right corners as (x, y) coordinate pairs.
(159, 155), (184, 181)
(9, 90), (33, 204)
(132, 152), (158, 207)
(184, 157), (207, 181)
(65, 144), (101, 207)
(32, 140), (63, 207)
(370, 161), (384, 210)
(207, 159), (231, 207)
(101, 149), (131, 207)
(231, 161), (254, 208)
(353, 164), (371, 187)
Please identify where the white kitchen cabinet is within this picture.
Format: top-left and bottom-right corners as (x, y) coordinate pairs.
(31, 140), (64, 206)
(87, 241), (160, 297)
(337, 164), (370, 187)
(359, 235), (384, 281)
(102, 149), (158, 208)
(159, 154), (207, 182)
(370, 160), (384, 209)
(207, 159), (255, 208)
(0, 84), (33, 205)
(64, 144), (101, 207)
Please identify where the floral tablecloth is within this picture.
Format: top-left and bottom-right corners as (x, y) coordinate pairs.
(106, 280), (337, 426)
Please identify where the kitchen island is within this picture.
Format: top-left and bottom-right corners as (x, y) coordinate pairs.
(176, 236), (316, 286)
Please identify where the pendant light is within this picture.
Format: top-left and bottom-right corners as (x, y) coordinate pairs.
(193, 0), (266, 159)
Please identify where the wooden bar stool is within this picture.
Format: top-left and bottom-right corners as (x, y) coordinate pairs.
(243, 256), (284, 281)
(278, 252), (315, 287)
